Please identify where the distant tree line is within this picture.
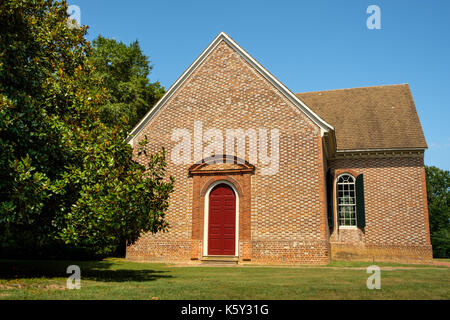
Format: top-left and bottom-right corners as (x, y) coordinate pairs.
(90, 35), (165, 129)
(425, 166), (449, 258)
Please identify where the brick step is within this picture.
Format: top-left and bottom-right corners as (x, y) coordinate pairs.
(201, 256), (239, 266)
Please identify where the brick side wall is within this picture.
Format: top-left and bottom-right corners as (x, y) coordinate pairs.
(126, 40), (330, 264)
(328, 156), (433, 262)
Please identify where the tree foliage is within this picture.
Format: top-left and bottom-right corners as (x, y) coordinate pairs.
(89, 35), (165, 129)
(0, 0), (173, 257)
(425, 166), (450, 258)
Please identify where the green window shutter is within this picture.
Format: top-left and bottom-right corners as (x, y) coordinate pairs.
(326, 170), (334, 229)
(356, 174), (366, 229)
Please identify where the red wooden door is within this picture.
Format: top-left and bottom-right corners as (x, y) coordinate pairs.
(208, 184), (236, 256)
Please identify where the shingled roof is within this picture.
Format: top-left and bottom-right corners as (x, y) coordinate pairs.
(295, 84), (427, 151)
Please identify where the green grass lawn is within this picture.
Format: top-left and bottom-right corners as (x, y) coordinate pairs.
(0, 258), (449, 300)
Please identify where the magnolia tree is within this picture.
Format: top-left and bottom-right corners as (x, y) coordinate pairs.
(0, 0), (173, 257)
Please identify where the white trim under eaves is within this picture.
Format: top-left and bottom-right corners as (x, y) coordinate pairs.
(125, 32), (333, 143)
(336, 147), (427, 153)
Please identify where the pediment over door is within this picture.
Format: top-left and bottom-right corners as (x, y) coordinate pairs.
(188, 155), (255, 176)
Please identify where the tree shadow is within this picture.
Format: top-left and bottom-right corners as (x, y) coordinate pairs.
(0, 259), (172, 282)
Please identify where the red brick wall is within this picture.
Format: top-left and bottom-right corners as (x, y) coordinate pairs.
(126, 38), (431, 265)
(126, 40), (330, 264)
(328, 156), (432, 262)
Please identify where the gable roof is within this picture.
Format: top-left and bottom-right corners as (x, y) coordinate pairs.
(126, 32), (333, 143)
(295, 84), (427, 151)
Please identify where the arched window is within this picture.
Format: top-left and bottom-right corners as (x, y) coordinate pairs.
(336, 174), (357, 227)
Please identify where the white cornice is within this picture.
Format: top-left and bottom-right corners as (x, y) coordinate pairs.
(331, 147), (426, 160)
(336, 147), (426, 153)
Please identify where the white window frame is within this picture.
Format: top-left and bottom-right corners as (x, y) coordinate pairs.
(335, 173), (358, 229)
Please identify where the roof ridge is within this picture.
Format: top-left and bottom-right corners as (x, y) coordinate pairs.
(295, 83), (409, 95)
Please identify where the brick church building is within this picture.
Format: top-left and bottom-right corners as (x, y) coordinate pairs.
(125, 32), (432, 264)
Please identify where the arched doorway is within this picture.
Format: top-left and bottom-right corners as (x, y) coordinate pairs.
(207, 183), (237, 256)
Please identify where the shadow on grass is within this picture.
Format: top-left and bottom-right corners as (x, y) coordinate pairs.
(0, 259), (172, 282)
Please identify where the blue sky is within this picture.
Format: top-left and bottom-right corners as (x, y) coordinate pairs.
(70, 0), (450, 170)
